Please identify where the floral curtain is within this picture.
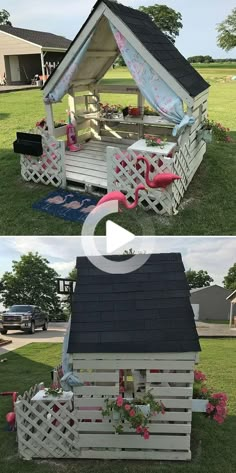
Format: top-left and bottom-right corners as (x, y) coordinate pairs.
(110, 22), (195, 136)
(44, 35), (93, 104)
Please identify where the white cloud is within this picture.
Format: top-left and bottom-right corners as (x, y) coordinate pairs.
(2, 236), (236, 287)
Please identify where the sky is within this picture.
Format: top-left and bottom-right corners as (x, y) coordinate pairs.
(0, 237), (235, 301)
(3, 0), (236, 59)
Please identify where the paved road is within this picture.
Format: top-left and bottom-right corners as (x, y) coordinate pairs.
(0, 321), (235, 356)
(0, 322), (67, 355)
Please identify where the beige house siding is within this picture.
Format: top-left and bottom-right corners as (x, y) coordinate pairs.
(0, 30), (40, 81)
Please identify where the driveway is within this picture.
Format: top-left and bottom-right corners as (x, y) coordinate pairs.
(196, 321), (236, 337)
(0, 322), (67, 355)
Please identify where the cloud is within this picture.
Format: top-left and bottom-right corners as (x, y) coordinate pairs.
(2, 236), (236, 287)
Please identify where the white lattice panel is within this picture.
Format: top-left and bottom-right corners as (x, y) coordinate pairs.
(15, 385), (80, 460)
(20, 130), (66, 188)
(106, 138), (205, 215)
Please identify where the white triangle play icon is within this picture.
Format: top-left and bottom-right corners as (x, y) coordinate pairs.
(106, 221), (135, 253)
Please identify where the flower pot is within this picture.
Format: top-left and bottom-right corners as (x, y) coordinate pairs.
(198, 129), (213, 144)
(112, 410), (120, 421)
(192, 399), (208, 412)
(135, 404), (150, 416)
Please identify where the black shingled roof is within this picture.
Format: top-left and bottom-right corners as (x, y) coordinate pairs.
(0, 25), (71, 49)
(68, 253), (201, 354)
(103, 0), (209, 97)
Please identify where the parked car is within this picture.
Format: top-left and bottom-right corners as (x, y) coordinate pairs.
(0, 305), (48, 335)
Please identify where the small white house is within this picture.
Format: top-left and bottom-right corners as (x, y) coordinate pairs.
(18, 0), (210, 216)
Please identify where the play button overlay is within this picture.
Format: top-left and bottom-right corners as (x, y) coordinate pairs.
(81, 200), (155, 274)
(106, 221), (135, 253)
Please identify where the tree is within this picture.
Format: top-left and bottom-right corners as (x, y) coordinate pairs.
(186, 269), (214, 290)
(139, 4), (183, 43)
(0, 252), (62, 319)
(188, 55), (214, 64)
(0, 9), (12, 26)
(217, 8), (236, 51)
(68, 267), (77, 280)
(223, 263), (236, 291)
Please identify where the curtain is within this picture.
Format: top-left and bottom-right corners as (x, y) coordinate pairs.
(110, 23), (195, 136)
(44, 35), (92, 104)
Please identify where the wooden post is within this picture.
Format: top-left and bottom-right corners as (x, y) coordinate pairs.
(68, 86), (78, 136)
(138, 91), (145, 138)
(44, 103), (54, 135)
(229, 302), (234, 328)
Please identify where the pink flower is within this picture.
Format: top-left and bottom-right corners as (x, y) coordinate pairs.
(129, 409), (136, 417)
(124, 404), (131, 411)
(136, 425), (143, 434)
(213, 414), (225, 424)
(119, 386), (125, 393)
(216, 405), (226, 416)
(156, 138), (162, 144)
(206, 402), (215, 413)
(116, 396), (123, 407)
(194, 370), (207, 382)
(143, 428), (150, 440)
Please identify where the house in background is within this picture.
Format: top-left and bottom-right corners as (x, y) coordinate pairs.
(190, 284), (236, 322)
(226, 290), (236, 327)
(0, 25), (71, 85)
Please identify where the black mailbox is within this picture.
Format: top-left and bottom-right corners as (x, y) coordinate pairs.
(13, 132), (43, 157)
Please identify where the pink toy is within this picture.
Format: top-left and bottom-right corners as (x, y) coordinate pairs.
(96, 184), (147, 211)
(136, 156), (181, 189)
(66, 111), (77, 147)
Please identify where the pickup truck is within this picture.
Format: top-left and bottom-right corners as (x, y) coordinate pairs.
(0, 305), (48, 335)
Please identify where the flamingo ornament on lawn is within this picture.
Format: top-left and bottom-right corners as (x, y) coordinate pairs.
(136, 156), (181, 189)
(96, 184), (147, 211)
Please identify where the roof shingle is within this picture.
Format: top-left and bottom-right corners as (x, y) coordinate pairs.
(0, 25), (71, 49)
(68, 253), (201, 354)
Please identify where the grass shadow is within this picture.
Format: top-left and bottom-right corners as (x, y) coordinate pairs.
(0, 113), (10, 120)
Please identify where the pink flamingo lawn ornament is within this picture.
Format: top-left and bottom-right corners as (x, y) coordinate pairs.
(96, 184), (147, 211)
(136, 156), (181, 189)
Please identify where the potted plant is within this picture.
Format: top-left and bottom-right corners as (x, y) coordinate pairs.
(192, 370), (228, 423)
(43, 383), (63, 397)
(102, 391), (165, 439)
(144, 134), (168, 148)
(198, 119), (232, 144)
(192, 370), (209, 412)
(205, 392), (228, 424)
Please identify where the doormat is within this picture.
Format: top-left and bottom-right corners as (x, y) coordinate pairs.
(32, 189), (98, 222)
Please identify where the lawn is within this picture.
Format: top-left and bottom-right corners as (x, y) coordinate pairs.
(0, 66), (236, 236)
(0, 340), (235, 473)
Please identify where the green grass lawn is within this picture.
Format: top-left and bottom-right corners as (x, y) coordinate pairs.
(0, 66), (236, 235)
(0, 340), (235, 473)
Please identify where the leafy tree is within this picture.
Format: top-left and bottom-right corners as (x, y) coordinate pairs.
(68, 267), (77, 280)
(217, 8), (236, 51)
(223, 263), (236, 291)
(188, 55), (214, 63)
(139, 4), (183, 43)
(186, 269), (214, 290)
(0, 9), (12, 26)
(0, 252), (62, 319)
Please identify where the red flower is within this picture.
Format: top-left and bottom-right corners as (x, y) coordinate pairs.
(116, 396), (123, 407)
(129, 409), (135, 417)
(136, 425), (143, 434)
(124, 404), (131, 411)
(143, 428), (150, 440)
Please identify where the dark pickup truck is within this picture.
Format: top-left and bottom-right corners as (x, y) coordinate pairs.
(0, 305), (48, 335)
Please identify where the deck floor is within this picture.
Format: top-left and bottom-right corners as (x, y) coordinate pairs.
(65, 140), (128, 191)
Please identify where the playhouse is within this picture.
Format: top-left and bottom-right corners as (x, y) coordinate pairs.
(15, 253), (201, 461)
(19, 0), (210, 215)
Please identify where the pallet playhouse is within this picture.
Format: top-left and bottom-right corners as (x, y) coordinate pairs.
(15, 253), (201, 461)
(18, 0), (210, 216)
